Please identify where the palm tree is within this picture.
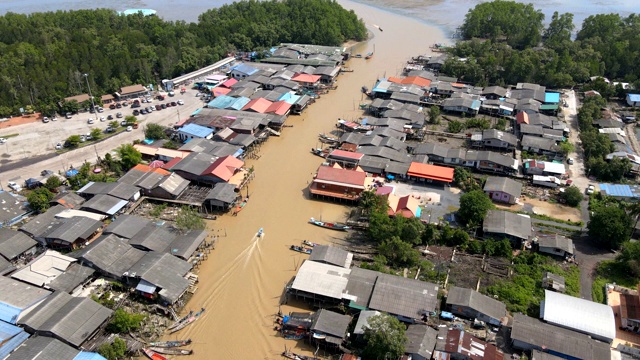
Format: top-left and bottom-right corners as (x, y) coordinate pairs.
(626, 202), (640, 240)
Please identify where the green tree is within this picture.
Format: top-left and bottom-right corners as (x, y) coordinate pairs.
(98, 337), (127, 360)
(90, 127), (103, 140)
(175, 205), (205, 231)
(109, 121), (119, 129)
(44, 176), (62, 191)
(359, 190), (387, 214)
(368, 209), (396, 243)
(544, 12), (574, 49)
(454, 167), (482, 192)
(617, 241), (640, 277)
(362, 314), (407, 360)
(66, 135), (82, 148)
(124, 115), (137, 125)
(107, 309), (146, 333)
(378, 236), (420, 267)
(116, 144), (142, 170)
(447, 120), (465, 133)
(144, 123), (167, 140)
(559, 141), (574, 156)
(457, 190), (494, 227)
(27, 187), (54, 213)
(561, 186), (584, 207)
(428, 106), (441, 124)
(588, 206), (632, 249)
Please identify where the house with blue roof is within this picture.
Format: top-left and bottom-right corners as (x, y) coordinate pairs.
(177, 123), (214, 142)
(208, 95), (251, 111)
(0, 276), (51, 325)
(0, 321), (30, 359)
(627, 94), (640, 107)
(598, 183), (640, 201)
(230, 63), (259, 79)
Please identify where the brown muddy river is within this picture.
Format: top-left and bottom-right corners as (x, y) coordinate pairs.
(164, 1), (447, 358)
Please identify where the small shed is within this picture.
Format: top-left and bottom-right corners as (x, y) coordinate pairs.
(310, 309), (351, 348)
(308, 245), (353, 268)
(542, 272), (565, 293)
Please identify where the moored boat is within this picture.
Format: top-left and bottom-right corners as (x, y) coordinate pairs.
(149, 347), (194, 355)
(309, 217), (350, 231)
(365, 52), (373, 60)
(148, 339), (191, 348)
(167, 311), (193, 331)
(302, 240), (318, 247)
(143, 348), (168, 360)
(290, 245), (312, 254)
(169, 308), (205, 334)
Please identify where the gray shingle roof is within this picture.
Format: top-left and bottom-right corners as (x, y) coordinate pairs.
(6, 337), (80, 360)
(42, 216), (102, 244)
(405, 324), (438, 358)
(483, 129), (518, 146)
(169, 229), (207, 260)
(80, 194), (128, 215)
(311, 309), (351, 338)
(0, 191), (28, 224)
(127, 252), (191, 304)
(308, 245), (352, 268)
(343, 267), (378, 308)
(446, 286), (507, 321)
(51, 192), (85, 209)
(0, 256), (14, 275)
(0, 228), (37, 260)
(48, 263), (95, 293)
(77, 182), (140, 201)
(73, 234), (145, 278)
(511, 313), (611, 360)
(18, 291), (112, 347)
(0, 276), (51, 318)
(483, 176), (523, 198)
(19, 205), (65, 238)
(206, 182), (238, 204)
(522, 135), (558, 152)
(103, 214), (152, 239)
(483, 210), (532, 240)
(368, 274), (438, 319)
(128, 223), (175, 252)
(537, 234), (574, 255)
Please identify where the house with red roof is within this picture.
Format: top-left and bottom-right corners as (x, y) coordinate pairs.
(387, 193), (421, 218)
(265, 100), (292, 116)
(291, 73), (321, 89)
(407, 162), (454, 184)
(200, 155), (246, 186)
(220, 78), (238, 88)
(242, 98), (272, 113)
(309, 165), (369, 201)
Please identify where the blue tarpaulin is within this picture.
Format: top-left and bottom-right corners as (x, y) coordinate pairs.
(65, 169), (79, 177)
(135, 279), (157, 294)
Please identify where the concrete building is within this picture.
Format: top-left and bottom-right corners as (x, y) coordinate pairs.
(483, 176), (522, 204)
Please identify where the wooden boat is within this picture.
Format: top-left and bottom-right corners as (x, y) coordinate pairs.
(318, 133), (339, 143)
(365, 52), (373, 60)
(149, 347), (194, 355)
(302, 240), (318, 247)
(257, 228), (264, 237)
(354, 54), (362, 58)
(311, 148), (328, 158)
(167, 311), (193, 331)
(232, 197), (249, 216)
(169, 308), (205, 334)
(309, 217), (350, 231)
(148, 339), (191, 348)
(143, 348), (168, 360)
(281, 351), (315, 360)
(290, 245), (312, 254)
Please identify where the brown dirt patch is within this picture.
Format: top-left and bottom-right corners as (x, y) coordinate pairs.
(524, 198), (582, 222)
(0, 113), (41, 129)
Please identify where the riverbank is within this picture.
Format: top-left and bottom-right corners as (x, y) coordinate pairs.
(162, 1), (447, 359)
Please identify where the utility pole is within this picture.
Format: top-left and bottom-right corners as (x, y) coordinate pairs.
(83, 73), (97, 113)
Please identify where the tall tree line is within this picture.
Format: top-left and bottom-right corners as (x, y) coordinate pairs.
(0, 0), (366, 116)
(444, 0), (640, 90)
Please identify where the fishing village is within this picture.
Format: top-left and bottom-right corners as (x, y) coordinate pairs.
(1, 0), (640, 359)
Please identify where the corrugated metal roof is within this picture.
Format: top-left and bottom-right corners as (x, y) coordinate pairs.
(446, 286), (506, 322)
(0, 328), (29, 360)
(308, 245), (352, 268)
(19, 205), (65, 238)
(19, 291), (112, 347)
(311, 309), (350, 338)
(368, 274), (438, 319)
(42, 217), (102, 243)
(48, 263), (95, 293)
(599, 183), (640, 199)
(73, 234), (145, 279)
(128, 223), (175, 252)
(136, 279), (157, 293)
(11, 250), (76, 287)
(0, 276), (51, 324)
(0, 228), (37, 260)
(405, 324), (438, 358)
(343, 267), (378, 308)
(291, 260), (350, 300)
(6, 336), (80, 360)
(80, 194), (128, 215)
(542, 290), (615, 341)
(169, 229), (207, 260)
(127, 252), (191, 304)
(104, 214), (151, 239)
(483, 210), (532, 240)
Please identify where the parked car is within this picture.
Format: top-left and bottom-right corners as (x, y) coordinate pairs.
(140, 109), (147, 115)
(177, 99), (184, 105)
(122, 101), (129, 107)
(133, 123), (139, 129)
(168, 91), (175, 97)
(51, 116), (58, 121)
(80, 135), (86, 142)
(196, 92), (202, 97)
(155, 104), (162, 111)
(161, 104), (167, 109)
(85, 133), (93, 140)
(105, 126), (114, 133)
(121, 120), (128, 126)
(100, 116), (106, 122)
(133, 110), (140, 116)
(87, 118), (95, 124)
(567, 157), (574, 165)
(587, 185), (595, 195)
(7, 181), (22, 192)
(126, 126), (133, 132)
(0, 138), (7, 144)
(97, 107), (104, 113)
(157, 95), (165, 100)
(116, 112), (123, 118)
(42, 117), (49, 123)
(170, 101), (177, 107)
(116, 103), (122, 109)
(109, 104), (116, 110)
(65, 112), (72, 119)
(107, 115), (113, 120)
(55, 143), (63, 150)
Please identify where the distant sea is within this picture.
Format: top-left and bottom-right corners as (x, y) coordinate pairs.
(0, 0), (635, 36)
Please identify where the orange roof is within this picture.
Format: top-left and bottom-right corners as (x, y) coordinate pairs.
(131, 164), (170, 176)
(516, 112), (529, 124)
(213, 87), (231, 97)
(386, 193), (420, 218)
(133, 144), (158, 156)
(387, 76), (404, 84)
(407, 162), (454, 182)
(451, 82), (466, 88)
(242, 98), (272, 113)
(291, 73), (321, 83)
(221, 78), (238, 88)
(314, 166), (366, 188)
(265, 100), (292, 115)
(402, 76), (432, 87)
(201, 155), (244, 182)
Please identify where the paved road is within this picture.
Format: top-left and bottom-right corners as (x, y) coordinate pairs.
(572, 237), (616, 300)
(0, 90), (205, 187)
